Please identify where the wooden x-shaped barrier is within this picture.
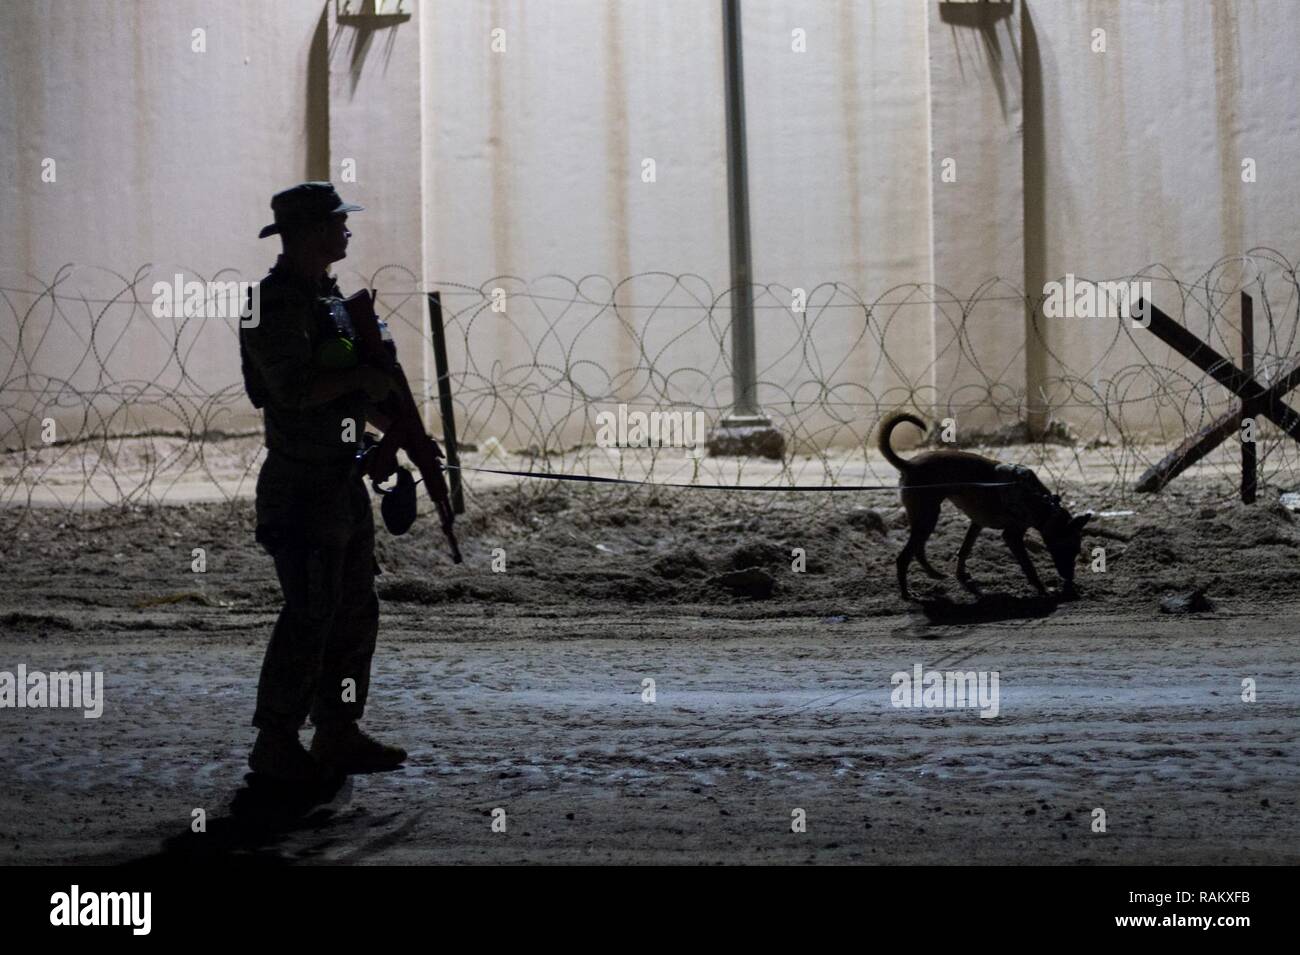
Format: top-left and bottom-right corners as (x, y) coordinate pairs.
(1135, 293), (1300, 500)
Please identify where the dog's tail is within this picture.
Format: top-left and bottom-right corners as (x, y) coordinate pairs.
(877, 412), (927, 472)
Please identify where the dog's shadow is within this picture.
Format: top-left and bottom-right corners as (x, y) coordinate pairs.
(912, 591), (1062, 624)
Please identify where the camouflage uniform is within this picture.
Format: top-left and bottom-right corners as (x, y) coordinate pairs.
(240, 255), (379, 736)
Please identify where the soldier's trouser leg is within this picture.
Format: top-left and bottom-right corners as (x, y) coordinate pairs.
(253, 481), (378, 733)
(310, 507), (379, 730)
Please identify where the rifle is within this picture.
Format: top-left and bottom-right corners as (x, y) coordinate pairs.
(344, 289), (463, 564)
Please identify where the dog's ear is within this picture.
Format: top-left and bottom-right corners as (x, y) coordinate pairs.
(1069, 512), (1093, 533)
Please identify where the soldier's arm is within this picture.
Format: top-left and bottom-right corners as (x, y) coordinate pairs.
(364, 405), (395, 431)
(303, 367), (387, 407)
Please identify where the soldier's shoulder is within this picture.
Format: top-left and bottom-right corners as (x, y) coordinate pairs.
(256, 268), (305, 302)
(250, 269), (318, 325)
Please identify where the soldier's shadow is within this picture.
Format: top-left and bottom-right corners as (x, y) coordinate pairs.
(126, 772), (350, 866)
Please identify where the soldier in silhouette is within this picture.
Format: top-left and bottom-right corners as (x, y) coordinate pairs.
(239, 182), (407, 781)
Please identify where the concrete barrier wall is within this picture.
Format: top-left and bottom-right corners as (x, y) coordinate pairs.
(2, 0), (1297, 450)
(416, 0), (934, 448)
(1027, 0), (1300, 438)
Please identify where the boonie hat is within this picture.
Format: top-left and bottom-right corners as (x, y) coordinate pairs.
(258, 181), (363, 238)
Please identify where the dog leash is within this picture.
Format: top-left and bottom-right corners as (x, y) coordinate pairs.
(445, 464), (1015, 492)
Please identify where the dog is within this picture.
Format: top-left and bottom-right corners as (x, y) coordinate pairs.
(878, 412), (1091, 601)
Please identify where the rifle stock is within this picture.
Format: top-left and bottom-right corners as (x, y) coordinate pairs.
(344, 289), (463, 563)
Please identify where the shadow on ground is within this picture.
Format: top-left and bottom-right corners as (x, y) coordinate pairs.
(125, 772), (352, 865)
(914, 592), (1061, 625)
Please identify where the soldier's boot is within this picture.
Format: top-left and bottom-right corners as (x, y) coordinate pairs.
(310, 722), (407, 774)
(248, 728), (323, 783)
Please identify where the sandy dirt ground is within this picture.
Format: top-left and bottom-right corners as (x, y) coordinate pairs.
(1, 460), (1298, 865)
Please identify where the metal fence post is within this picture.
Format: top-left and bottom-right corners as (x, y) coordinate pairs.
(1242, 291), (1256, 504)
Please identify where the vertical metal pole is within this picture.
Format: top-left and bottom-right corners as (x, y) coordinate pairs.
(709, 0), (784, 458)
(1241, 291), (1256, 504)
(721, 0), (758, 417)
(427, 291), (465, 515)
